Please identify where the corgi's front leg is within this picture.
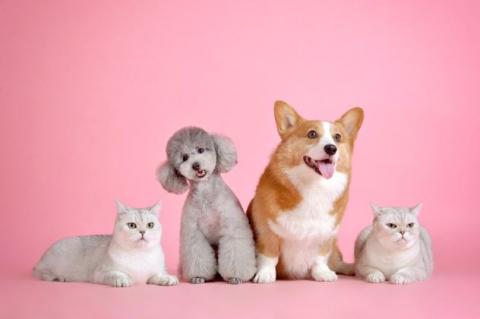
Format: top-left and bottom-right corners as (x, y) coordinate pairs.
(311, 241), (338, 282)
(312, 255), (337, 282)
(254, 254), (279, 284)
(252, 224), (280, 284)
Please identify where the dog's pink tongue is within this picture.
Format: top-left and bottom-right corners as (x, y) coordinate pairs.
(318, 162), (335, 179)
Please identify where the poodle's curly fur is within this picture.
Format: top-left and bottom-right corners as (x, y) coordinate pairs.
(157, 127), (256, 284)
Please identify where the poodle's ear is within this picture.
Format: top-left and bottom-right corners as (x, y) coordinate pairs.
(156, 161), (188, 194)
(212, 134), (238, 173)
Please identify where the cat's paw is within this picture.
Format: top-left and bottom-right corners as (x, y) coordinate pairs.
(108, 273), (133, 288)
(227, 277), (242, 285)
(253, 266), (276, 284)
(390, 272), (413, 285)
(148, 274), (179, 286)
(312, 267), (338, 282)
(190, 277), (206, 284)
(366, 271), (385, 283)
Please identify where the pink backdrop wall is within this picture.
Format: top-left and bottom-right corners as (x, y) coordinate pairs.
(1, 0), (479, 279)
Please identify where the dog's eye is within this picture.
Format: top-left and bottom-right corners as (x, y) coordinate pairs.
(147, 222), (155, 229)
(334, 133), (341, 142)
(307, 130), (318, 139)
(407, 222), (415, 228)
(182, 154), (189, 162)
(127, 222), (137, 229)
(197, 147), (205, 154)
(386, 223), (397, 229)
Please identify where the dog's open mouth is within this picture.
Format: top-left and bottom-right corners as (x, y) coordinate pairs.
(196, 170), (207, 178)
(303, 156), (335, 179)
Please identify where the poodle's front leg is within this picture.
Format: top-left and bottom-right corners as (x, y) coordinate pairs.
(217, 205), (257, 284)
(217, 232), (257, 283)
(180, 216), (217, 283)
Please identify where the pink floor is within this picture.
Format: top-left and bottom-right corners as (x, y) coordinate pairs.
(2, 270), (478, 319)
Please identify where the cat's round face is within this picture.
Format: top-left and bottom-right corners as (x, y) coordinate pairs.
(113, 207), (162, 250)
(373, 207), (420, 250)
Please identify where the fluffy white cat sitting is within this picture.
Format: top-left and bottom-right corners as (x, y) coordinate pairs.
(33, 201), (178, 287)
(354, 204), (433, 284)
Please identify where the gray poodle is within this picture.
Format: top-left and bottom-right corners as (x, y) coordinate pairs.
(157, 127), (256, 284)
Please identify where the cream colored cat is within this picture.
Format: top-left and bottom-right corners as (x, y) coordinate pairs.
(33, 201), (178, 287)
(354, 204), (433, 284)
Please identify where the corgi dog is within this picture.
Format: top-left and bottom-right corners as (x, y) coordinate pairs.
(247, 101), (364, 283)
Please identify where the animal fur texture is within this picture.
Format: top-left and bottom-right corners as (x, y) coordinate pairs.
(247, 101), (364, 283)
(354, 204), (433, 284)
(33, 201), (178, 287)
(157, 127), (256, 284)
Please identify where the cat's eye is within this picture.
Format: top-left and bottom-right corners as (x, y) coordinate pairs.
(334, 133), (342, 142)
(127, 222), (137, 229)
(182, 154), (189, 162)
(197, 147), (205, 154)
(386, 223), (397, 229)
(407, 222), (415, 228)
(147, 222), (155, 229)
(307, 130), (318, 139)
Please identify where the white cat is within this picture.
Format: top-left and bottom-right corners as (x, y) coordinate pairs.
(33, 201), (178, 287)
(354, 204), (433, 284)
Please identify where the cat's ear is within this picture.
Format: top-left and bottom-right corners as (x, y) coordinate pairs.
(336, 107), (364, 141)
(410, 203), (422, 216)
(149, 202), (161, 216)
(115, 200), (129, 215)
(212, 134), (237, 173)
(370, 203), (383, 217)
(156, 161), (188, 194)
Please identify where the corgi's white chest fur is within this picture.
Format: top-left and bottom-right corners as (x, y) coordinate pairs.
(268, 165), (348, 277)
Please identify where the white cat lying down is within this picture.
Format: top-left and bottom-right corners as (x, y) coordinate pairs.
(355, 204), (433, 285)
(33, 201), (178, 287)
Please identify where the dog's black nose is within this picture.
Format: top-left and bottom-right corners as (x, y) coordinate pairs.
(192, 162), (201, 171)
(324, 144), (337, 156)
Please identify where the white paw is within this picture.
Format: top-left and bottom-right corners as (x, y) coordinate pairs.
(312, 267), (338, 282)
(366, 271), (385, 283)
(390, 273), (413, 285)
(253, 266), (276, 284)
(148, 274), (179, 286)
(111, 274), (133, 288)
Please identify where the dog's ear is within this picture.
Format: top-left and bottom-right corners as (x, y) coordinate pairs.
(212, 134), (237, 173)
(336, 107), (364, 141)
(156, 161), (188, 194)
(274, 100), (303, 137)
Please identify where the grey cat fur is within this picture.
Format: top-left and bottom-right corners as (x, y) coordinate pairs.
(157, 127), (256, 284)
(33, 201), (178, 287)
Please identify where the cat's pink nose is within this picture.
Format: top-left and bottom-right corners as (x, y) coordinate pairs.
(399, 230), (405, 235)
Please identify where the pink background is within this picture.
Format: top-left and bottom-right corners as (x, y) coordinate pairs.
(1, 0), (479, 318)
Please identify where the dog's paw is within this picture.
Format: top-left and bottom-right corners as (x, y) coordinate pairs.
(148, 274), (179, 286)
(390, 272), (413, 285)
(109, 274), (133, 288)
(312, 267), (338, 282)
(190, 277), (206, 284)
(366, 271), (385, 283)
(227, 277), (242, 285)
(253, 266), (276, 284)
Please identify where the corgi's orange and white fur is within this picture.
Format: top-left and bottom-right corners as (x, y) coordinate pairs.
(247, 101), (364, 283)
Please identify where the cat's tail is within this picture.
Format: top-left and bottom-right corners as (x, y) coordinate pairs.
(329, 241), (355, 276)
